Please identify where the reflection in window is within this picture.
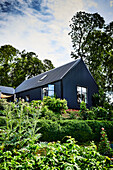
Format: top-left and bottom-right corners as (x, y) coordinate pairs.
(26, 95), (30, 102)
(77, 86), (87, 103)
(42, 84), (54, 98)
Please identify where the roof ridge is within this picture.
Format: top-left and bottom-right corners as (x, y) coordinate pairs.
(15, 59), (80, 93)
(24, 60), (76, 81)
(60, 58), (81, 79)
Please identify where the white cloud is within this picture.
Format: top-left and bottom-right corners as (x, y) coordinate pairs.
(85, 0), (98, 8)
(0, 0), (85, 67)
(0, 0), (112, 68)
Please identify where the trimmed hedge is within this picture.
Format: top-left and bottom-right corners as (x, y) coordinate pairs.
(37, 120), (113, 143)
(87, 120), (113, 142)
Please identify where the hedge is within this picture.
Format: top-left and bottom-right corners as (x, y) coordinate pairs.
(86, 120), (113, 142)
(1, 116), (113, 143)
(37, 120), (113, 143)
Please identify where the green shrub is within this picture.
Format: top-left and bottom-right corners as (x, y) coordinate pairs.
(87, 120), (113, 142)
(79, 101), (95, 120)
(60, 120), (93, 143)
(37, 120), (61, 142)
(37, 120), (93, 143)
(37, 137), (112, 169)
(0, 100), (41, 152)
(43, 96), (68, 114)
(36, 120), (113, 143)
(92, 106), (108, 120)
(98, 127), (113, 157)
(0, 99), (7, 110)
(0, 137), (112, 169)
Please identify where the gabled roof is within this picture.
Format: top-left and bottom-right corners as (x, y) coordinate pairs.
(15, 58), (81, 93)
(0, 86), (15, 95)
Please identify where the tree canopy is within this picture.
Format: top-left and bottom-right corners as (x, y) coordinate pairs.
(69, 11), (113, 92)
(0, 45), (54, 88)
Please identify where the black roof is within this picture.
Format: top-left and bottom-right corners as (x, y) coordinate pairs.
(15, 59), (81, 93)
(0, 86), (15, 95)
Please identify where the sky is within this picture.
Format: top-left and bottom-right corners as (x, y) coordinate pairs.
(0, 0), (113, 67)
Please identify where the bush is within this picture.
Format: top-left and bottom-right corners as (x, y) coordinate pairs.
(0, 100), (41, 152)
(86, 120), (113, 142)
(0, 137), (112, 169)
(36, 137), (112, 169)
(37, 120), (93, 143)
(43, 96), (68, 114)
(36, 120), (113, 143)
(92, 106), (108, 120)
(98, 127), (113, 157)
(79, 101), (95, 120)
(0, 99), (7, 110)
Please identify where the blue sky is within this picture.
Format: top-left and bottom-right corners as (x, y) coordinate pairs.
(0, 0), (113, 67)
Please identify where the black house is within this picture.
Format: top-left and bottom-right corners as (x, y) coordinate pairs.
(15, 58), (98, 109)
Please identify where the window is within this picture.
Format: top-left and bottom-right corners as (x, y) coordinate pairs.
(25, 95), (30, 102)
(42, 84), (54, 98)
(39, 74), (47, 81)
(77, 86), (87, 103)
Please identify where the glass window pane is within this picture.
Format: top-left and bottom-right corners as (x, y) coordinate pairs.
(82, 87), (86, 93)
(48, 84), (54, 91)
(77, 86), (81, 92)
(77, 86), (81, 103)
(77, 86), (87, 104)
(48, 91), (54, 97)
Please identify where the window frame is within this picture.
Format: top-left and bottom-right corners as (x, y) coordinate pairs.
(77, 86), (88, 104)
(42, 84), (54, 98)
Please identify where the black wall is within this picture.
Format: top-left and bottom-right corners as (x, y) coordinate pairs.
(62, 60), (98, 109)
(16, 81), (62, 102)
(16, 87), (41, 102)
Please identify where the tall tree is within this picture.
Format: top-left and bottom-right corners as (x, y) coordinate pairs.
(0, 45), (54, 88)
(69, 11), (105, 59)
(69, 11), (113, 92)
(0, 45), (19, 86)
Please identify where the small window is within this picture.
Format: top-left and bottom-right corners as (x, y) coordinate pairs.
(48, 85), (54, 97)
(77, 86), (87, 104)
(25, 95), (30, 102)
(42, 84), (54, 98)
(39, 74), (47, 81)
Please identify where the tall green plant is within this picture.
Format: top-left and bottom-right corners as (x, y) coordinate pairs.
(98, 127), (113, 157)
(0, 99), (41, 152)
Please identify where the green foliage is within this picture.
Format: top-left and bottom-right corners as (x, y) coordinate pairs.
(79, 101), (95, 120)
(69, 11), (113, 92)
(37, 137), (112, 169)
(0, 137), (112, 169)
(78, 101), (112, 121)
(31, 98), (66, 121)
(0, 45), (54, 88)
(92, 107), (108, 120)
(98, 128), (113, 157)
(37, 119), (93, 143)
(0, 100), (113, 169)
(86, 120), (113, 142)
(43, 96), (68, 114)
(0, 99), (41, 152)
(36, 120), (113, 143)
(0, 99), (7, 111)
